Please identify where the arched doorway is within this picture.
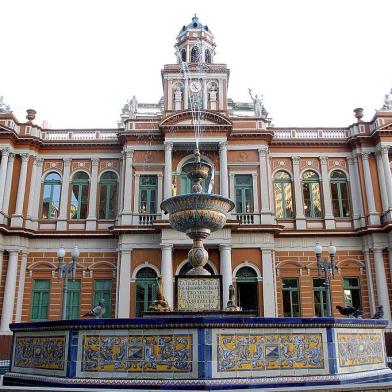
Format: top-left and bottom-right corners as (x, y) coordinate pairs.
(236, 266), (258, 311)
(135, 267), (157, 316)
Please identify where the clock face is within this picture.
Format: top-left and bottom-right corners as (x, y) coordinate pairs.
(190, 80), (202, 93)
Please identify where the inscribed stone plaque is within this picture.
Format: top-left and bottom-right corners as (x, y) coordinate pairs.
(176, 276), (222, 311)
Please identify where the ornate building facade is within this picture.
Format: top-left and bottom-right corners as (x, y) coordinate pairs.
(0, 16), (392, 342)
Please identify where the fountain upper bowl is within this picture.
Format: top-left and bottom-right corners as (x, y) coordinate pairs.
(161, 193), (235, 235)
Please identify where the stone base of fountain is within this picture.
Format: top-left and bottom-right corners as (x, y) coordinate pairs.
(4, 317), (391, 390)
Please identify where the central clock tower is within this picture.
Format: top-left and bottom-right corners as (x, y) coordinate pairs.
(161, 15), (230, 114)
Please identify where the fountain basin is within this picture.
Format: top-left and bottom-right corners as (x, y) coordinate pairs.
(3, 317), (391, 389)
(161, 193), (235, 235)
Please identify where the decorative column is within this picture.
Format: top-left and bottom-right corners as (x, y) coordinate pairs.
(352, 154), (366, 227)
(28, 158), (44, 230)
(361, 152), (380, 225)
(320, 156), (335, 229)
(161, 244), (174, 308)
(347, 156), (363, 229)
(380, 146), (392, 218)
(258, 146), (273, 224)
(292, 156), (306, 229)
(262, 249), (277, 317)
(0, 147), (10, 212)
(15, 252), (28, 322)
(11, 153), (30, 227)
(375, 150), (388, 214)
(219, 142), (228, 198)
(363, 248), (376, 316)
(86, 158), (99, 230)
(163, 142), (173, 202)
(25, 156), (38, 228)
(117, 250), (131, 318)
(0, 251), (19, 331)
(0, 250), (3, 294)
(220, 244), (232, 307)
(373, 248), (392, 323)
(1, 152), (14, 224)
(184, 79), (189, 110)
(57, 158), (72, 230)
(121, 148), (134, 225)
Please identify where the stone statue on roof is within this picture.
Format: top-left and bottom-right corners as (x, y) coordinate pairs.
(0, 96), (11, 113)
(382, 92), (392, 111)
(127, 95), (138, 118)
(248, 88), (264, 117)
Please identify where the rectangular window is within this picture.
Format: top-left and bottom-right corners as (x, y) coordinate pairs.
(343, 277), (362, 309)
(234, 175), (254, 213)
(31, 279), (50, 321)
(66, 280), (81, 320)
(313, 278), (327, 317)
(282, 278), (300, 317)
(93, 279), (112, 318)
(139, 175), (158, 214)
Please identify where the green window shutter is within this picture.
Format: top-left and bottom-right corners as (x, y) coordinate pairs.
(66, 280), (81, 320)
(234, 175), (254, 213)
(139, 176), (158, 213)
(31, 280), (50, 321)
(93, 279), (112, 318)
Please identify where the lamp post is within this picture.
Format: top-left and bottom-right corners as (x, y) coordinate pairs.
(57, 246), (80, 319)
(314, 242), (338, 317)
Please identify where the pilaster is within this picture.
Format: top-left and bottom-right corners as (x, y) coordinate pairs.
(320, 156), (335, 229)
(86, 158), (99, 230)
(219, 142), (228, 198)
(0, 250), (19, 331)
(0, 147), (10, 216)
(57, 158), (72, 230)
(347, 156), (362, 229)
(373, 248), (391, 324)
(361, 152), (380, 225)
(11, 153), (30, 227)
(261, 249), (277, 317)
(292, 156), (306, 229)
(15, 252), (28, 322)
(161, 244), (174, 308)
(258, 146), (273, 224)
(117, 250), (131, 318)
(0, 152), (14, 225)
(219, 244), (232, 307)
(120, 148), (134, 225)
(28, 157), (44, 230)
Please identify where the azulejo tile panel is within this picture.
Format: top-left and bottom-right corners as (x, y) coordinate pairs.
(337, 333), (384, 367)
(14, 336), (66, 370)
(217, 333), (324, 372)
(82, 334), (192, 373)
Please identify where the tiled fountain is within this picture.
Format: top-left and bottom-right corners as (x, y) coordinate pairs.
(3, 149), (392, 389)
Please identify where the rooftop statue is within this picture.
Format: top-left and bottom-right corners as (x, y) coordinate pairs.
(382, 92), (392, 110)
(127, 95), (138, 118)
(248, 88), (264, 117)
(0, 96), (11, 113)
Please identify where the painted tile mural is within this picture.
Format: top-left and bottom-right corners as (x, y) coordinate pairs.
(14, 336), (66, 370)
(337, 333), (384, 367)
(82, 334), (192, 372)
(217, 333), (323, 372)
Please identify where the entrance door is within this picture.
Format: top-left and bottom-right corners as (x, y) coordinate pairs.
(135, 268), (158, 316)
(236, 267), (258, 312)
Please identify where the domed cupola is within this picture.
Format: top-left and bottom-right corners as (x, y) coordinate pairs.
(175, 15), (216, 64)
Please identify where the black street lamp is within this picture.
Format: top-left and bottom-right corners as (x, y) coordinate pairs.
(314, 242), (338, 317)
(57, 246), (80, 319)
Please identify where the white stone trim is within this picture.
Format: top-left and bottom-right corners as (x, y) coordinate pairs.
(232, 261), (262, 281)
(175, 258), (218, 275)
(131, 261), (160, 281)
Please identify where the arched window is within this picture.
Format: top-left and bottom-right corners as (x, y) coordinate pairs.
(70, 172), (89, 220)
(181, 48), (186, 62)
(41, 172), (61, 219)
(191, 46), (200, 63)
(236, 266), (258, 312)
(273, 171), (294, 219)
(302, 170), (322, 218)
(98, 171), (118, 220)
(179, 261), (215, 275)
(330, 170), (350, 218)
(179, 157), (211, 195)
(135, 267), (157, 316)
(205, 49), (211, 63)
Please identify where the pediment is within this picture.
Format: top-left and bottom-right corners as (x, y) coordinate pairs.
(160, 110), (232, 129)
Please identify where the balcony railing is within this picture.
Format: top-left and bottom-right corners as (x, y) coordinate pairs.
(136, 213), (159, 225)
(273, 128), (348, 140)
(234, 213), (255, 225)
(41, 129), (118, 141)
